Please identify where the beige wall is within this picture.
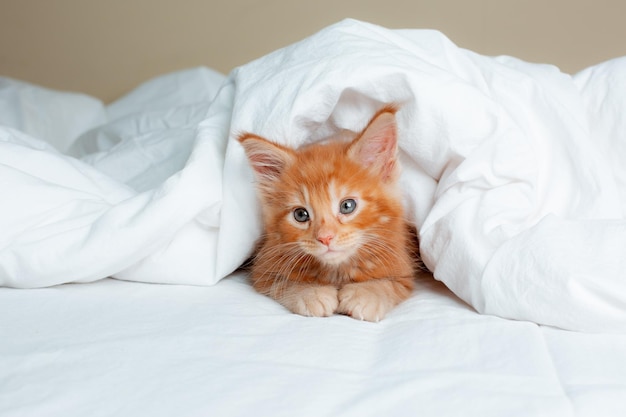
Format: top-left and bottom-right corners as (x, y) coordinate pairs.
(2, 0), (625, 102)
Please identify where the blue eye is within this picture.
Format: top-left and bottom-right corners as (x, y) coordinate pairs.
(293, 207), (310, 222)
(340, 198), (357, 214)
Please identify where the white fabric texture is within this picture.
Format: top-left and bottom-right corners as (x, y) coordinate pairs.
(1, 20), (626, 332)
(2, 271), (625, 417)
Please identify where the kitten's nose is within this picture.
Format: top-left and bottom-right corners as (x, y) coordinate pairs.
(317, 234), (334, 246)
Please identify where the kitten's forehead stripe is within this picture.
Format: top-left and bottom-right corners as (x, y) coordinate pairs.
(328, 180), (339, 212)
(300, 185), (310, 206)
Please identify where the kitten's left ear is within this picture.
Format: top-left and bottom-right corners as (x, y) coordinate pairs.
(347, 106), (399, 182)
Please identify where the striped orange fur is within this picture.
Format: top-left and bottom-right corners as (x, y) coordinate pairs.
(239, 106), (418, 321)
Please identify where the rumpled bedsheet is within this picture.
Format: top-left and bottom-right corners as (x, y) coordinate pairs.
(1, 19), (625, 333)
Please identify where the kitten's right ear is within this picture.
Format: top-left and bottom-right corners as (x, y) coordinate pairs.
(238, 133), (295, 183)
(347, 106), (399, 182)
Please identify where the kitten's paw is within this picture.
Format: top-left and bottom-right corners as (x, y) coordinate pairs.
(281, 285), (339, 318)
(337, 281), (400, 322)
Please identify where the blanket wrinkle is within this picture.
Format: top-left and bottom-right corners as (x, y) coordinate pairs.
(1, 19), (626, 332)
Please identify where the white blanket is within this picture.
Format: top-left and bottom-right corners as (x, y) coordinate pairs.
(2, 19), (626, 333)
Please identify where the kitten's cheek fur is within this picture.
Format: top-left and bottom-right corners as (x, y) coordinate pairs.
(280, 285), (339, 317)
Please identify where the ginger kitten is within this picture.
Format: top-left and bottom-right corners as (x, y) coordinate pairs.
(238, 107), (418, 321)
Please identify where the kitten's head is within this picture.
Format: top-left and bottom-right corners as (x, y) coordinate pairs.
(239, 106), (404, 267)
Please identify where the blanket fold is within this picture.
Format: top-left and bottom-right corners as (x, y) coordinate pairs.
(2, 19), (625, 332)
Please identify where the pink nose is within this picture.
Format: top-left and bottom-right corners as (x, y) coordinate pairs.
(317, 234), (334, 246)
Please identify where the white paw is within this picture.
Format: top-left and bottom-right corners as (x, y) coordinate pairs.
(281, 285), (339, 317)
(337, 281), (398, 322)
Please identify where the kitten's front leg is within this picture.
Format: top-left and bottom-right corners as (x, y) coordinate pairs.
(270, 281), (339, 318)
(337, 278), (413, 322)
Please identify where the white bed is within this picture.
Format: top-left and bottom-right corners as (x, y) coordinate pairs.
(2, 19), (626, 416)
(3, 272), (625, 417)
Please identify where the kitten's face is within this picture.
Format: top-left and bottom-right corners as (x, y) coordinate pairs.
(239, 107), (403, 269)
(273, 146), (394, 266)
(286, 180), (363, 266)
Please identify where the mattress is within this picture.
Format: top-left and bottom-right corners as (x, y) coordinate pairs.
(1, 19), (626, 416)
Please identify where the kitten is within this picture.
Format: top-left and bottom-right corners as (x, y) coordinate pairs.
(238, 106), (418, 321)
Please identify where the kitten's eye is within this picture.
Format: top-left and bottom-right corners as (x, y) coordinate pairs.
(293, 207), (310, 222)
(340, 198), (357, 214)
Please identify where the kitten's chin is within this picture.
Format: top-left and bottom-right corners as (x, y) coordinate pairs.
(316, 249), (351, 266)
